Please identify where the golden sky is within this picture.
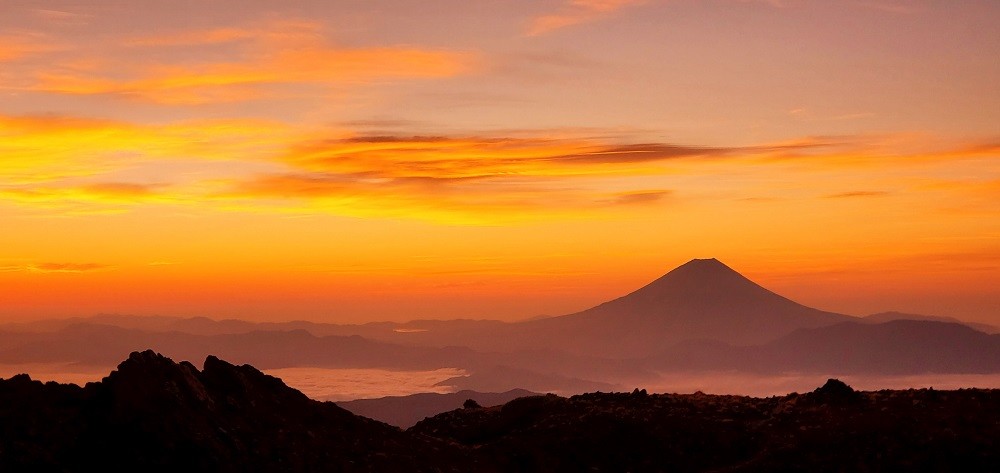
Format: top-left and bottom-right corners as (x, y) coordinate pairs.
(2, 0), (998, 323)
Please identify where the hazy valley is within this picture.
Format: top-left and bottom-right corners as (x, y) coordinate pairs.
(3, 259), (998, 411)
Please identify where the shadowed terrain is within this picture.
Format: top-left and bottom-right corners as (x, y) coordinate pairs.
(0, 351), (479, 472)
(2, 353), (997, 472)
(413, 380), (1000, 472)
(338, 388), (538, 428)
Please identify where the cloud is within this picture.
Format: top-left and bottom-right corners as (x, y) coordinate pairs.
(126, 19), (328, 48)
(546, 143), (730, 164)
(0, 113), (291, 183)
(3, 113), (996, 224)
(221, 174), (566, 224)
(853, 1), (920, 15)
(825, 191), (890, 199)
(282, 135), (735, 180)
(0, 262), (113, 273)
(1, 182), (163, 205)
(0, 34), (59, 62)
(126, 26), (273, 47)
(527, 0), (647, 36)
(202, 132), (1000, 223)
(212, 135), (728, 222)
(31, 8), (93, 25)
(27, 20), (475, 105)
(605, 190), (672, 205)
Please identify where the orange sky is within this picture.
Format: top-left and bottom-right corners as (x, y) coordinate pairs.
(1, 1), (998, 324)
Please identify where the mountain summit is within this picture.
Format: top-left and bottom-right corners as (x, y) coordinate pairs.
(620, 258), (786, 306)
(521, 258), (852, 358)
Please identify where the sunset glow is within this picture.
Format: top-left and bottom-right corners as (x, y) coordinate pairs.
(2, 1), (998, 324)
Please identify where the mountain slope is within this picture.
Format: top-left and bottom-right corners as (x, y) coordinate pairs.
(510, 258), (852, 358)
(0, 350), (478, 472)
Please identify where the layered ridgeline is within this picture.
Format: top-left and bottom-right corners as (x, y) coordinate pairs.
(1, 352), (998, 472)
(2, 259), (999, 396)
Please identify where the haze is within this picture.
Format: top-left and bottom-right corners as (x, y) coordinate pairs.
(1, 0), (998, 326)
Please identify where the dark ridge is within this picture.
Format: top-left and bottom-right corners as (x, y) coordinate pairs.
(0, 350), (477, 472)
(338, 389), (539, 428)
(816, 378), (854, 395)
(2, 352), (999, 471)
(806, 378), (862, 405)
(412, 385), (1000, 472)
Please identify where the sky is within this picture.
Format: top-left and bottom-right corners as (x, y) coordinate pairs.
(1, 0), (998, 324)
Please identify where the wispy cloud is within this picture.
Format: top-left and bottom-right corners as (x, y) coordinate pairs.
(281, 135), (738, 179)
(0, 262), (113, 273)
(0, 34), (60, 62)
(825, 191), (890, 199)
(1, 182), (164, 205)
(0, 114), (291, 183)
(853, 1), (921, 15)
(31, 8), (93, 25)
(605, 190), (672, 206)
(211, 134), (835, 222)
(201, 134), (721, 222)
(30, 262), (111, 273)
(26, 20), (475, 105)
(527, 0), (646, 36)
(3, 113), (997, 223)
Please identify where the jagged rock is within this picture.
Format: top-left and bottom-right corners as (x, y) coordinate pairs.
(3, 352), (998, 472)
(0, 350), (477, 472)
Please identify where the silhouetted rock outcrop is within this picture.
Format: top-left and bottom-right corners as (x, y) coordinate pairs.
(0, 350), (477, 472)
(806, 378), (862, 405)
(2, 352), (998, 472)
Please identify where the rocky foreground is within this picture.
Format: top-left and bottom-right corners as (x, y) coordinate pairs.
(415, 381), (999, 472)
(1, 351), (998, 472)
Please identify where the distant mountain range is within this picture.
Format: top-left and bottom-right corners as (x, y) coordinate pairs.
(648, 319), (1000, 374)
(2, 258), (998, 397)
(338, 389), (538, 428)
(862, 311), (999, 334)
(2, 352), (997, 472)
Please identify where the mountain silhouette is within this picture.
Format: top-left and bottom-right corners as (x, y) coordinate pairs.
(509, 258), (852, 357)
(863, 311), (1000, 334)
(338, 389), (538, 428)
(4, 354), (998, 471)
(648, 319), (1000, 374)
(0, 350), (477, 472)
